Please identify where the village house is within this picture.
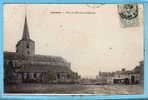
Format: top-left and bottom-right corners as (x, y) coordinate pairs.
(112, 68), (140, 84)
(96, 61), (143, 85)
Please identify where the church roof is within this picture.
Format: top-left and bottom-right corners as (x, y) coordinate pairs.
(22, 16), (30, 40)
(16, 16), (34, 47)
(4, 52), (70, 67)
(4, 52), (67, 62)
(19, 64), (72, 72)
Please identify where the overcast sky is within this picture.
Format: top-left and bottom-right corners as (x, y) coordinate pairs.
(4, 4), (144, 78)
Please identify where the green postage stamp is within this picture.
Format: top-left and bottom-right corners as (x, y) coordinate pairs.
(118, 4), (142, 28)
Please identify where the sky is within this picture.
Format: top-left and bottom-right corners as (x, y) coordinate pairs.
(4, 4), (144, 78)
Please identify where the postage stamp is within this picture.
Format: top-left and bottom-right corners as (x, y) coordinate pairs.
(86, 4), (104, 8)
(118, 4), (139, 28)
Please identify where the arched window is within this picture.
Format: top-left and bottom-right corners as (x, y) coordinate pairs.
(57, 74), (60, 79)
(27, 51), (30, 55)
(26, 43), (29, 48)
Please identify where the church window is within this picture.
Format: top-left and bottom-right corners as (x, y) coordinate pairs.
(57, 74), (60, 79)
(34, 73), (37, 78)
(26, 43), (29, 48)
(27, 51), (30, 55)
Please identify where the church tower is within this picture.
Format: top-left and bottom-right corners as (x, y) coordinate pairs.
(16, 16), (35, 56)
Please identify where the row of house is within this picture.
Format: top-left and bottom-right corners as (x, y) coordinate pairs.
(96, 61), (144, 85)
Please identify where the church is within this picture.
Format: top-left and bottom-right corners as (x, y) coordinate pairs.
(4, 16), (80, 84)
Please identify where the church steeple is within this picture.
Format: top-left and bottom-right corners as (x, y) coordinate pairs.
(22, 16), (30, 40)
(16, 15), (35, 56)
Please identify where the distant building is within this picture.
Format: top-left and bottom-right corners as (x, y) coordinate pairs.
(112, 69), (140, 84)
(96, 61), (144, 85)
(4, 16), (80, 84)
(96, 72), (114, 84)
(133, 60), (144, 84)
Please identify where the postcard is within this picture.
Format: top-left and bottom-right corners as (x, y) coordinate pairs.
(3, 4), (144, 95)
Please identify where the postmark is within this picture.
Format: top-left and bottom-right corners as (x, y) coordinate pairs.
(118, 4), (139, 28)
(86, 4), (104, 8)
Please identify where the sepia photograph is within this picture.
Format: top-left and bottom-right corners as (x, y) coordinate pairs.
(4, 4), (144, 94)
